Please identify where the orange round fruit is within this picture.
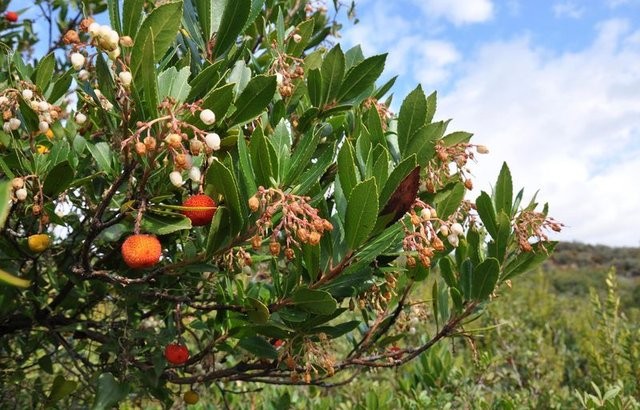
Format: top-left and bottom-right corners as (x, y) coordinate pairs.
(28, 234), (50, 253)
(183, 390), (199, 405)
(164, 343), (189, 365)
(181, 194), (217, 226)
(121, 234), (161, 269)
(5, 11), (18, 22)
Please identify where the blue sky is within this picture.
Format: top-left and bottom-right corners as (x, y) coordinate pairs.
(340, 0), (640, 246)
(7, 0), (640, 246)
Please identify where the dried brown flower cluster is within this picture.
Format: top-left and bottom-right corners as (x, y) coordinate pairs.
(513, 210), (563, 252)
(283, 333), (335, 383)
(249, 187), (332, 259)
(354, 272), (398, 314)
(362, 97), (392, 130)
(402, 200), (444, 268)
(271, 49), (305, 98)
(424, 142), (488, 193)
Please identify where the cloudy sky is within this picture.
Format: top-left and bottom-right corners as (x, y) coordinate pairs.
(339, 0), (640, 247)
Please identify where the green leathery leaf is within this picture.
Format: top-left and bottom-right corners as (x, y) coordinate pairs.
(476, 191), (498, 239)
(131, 1), (183, 79)
(238, 336), (278, 359)
(228, 75), (277, 126)
(206, 159), (244, 236)
(47, 375), (78, 404)
(337, 140), (359, 198)
(292, 288), (337, 315)
(320, 45), (345, 105)
(397, 85), (427, 155)
(338, 53), (387, 102)
(205, 206), (232, 257)
(122, 0), (144, 37)
(435, 183), (465, 220)
(345, 178), (378, 251)
(471, 257), (500, 300)
(141, 212), (192, 235)
(459, 259), (473, 300)
(494, 162), (513, 216)
(91, 373), (129, 410)
(249, 128), (278, 187)
(42, 161), (74, 198)
(34, 53), (55, 92)
(214, 0), (250, 56)
(247, 297), (270, 324)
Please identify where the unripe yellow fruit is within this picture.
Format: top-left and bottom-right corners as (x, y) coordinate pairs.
(183, 390), (199, 405)
(28, 234), (50, 253)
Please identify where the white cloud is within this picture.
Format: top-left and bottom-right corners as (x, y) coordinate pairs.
(553, 1), (585, 19)
(341, 1), (461, 89)
(437, 19), (640, 246)
(415, 0), (495, 25)
(414, 40), (461, 85)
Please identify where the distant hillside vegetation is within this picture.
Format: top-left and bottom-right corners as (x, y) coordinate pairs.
(547, 241), (640, 277)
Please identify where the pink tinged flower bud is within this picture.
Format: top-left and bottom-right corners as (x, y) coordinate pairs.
(78, 69), (90, 81)
(75, 112), (87, 125)
(169, 171), (183, 187)
(199, 109), (216, 125)
(0, 96), (9, 105)
(70, 52), (85, 70)
(205, 133), (221, 150)
(450, 223), (464, 236)
(88, 22), (100, 36)
(2, 122), (11, 133)
(38, 121), (49, 133)
(188, 167), (201, 182)
(476, 145), (489, 154)
(107, 30), (120, 48)
(21, 89), (33, 100)
(107, 47), (121, 60)
(38, 101), (49, 112)
(9, 118), (21, 130)
(118, 71), (132, 87)
(15, 188), (27, 201)
(97, 25), (111, 39)
(447, 233), (460, 248)
(420, 208), (431, 221)
(292, 33), (302, 43)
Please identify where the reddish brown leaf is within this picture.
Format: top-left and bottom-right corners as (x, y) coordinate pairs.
(380, 166), (421, 225)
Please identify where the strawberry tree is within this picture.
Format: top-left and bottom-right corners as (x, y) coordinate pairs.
(0, 0), (562, 406)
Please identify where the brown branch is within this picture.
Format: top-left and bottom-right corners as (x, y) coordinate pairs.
(348, 281), (414, 358)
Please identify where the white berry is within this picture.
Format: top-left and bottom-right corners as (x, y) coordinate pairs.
(169, 171), (183, 187)
(188, 167), (201, 182)
(447, 233), (460, 248)
(75, 112), (87, 125)
(78, 69), (90, 81)
(22, 89), (33, 100)
(205, 133), (221, 150)
(70, 52), (85, 70)
(451, 223), (464, 236)
(15, 188), (27, 201)
(199, 109), (216, 125)
(118, 71), (132, 87)
(38, 121), (49, 133)
(9, 118), (21, 130)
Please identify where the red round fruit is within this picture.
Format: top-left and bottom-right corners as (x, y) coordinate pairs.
(121, 234), (162, 269)
(5, 11), (18, 22)
(181, 194), (217, 226)
(164, 343), (189, 365)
